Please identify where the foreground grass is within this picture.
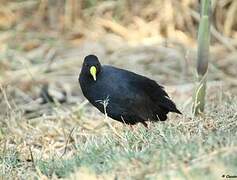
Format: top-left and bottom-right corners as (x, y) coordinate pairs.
(0, 94), (237, 179)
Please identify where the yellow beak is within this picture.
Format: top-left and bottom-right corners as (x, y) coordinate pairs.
(90, 66), (97, 81)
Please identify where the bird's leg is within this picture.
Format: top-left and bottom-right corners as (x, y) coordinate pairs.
(121, 116), (134, 131)
(141, 122), (148, 129)
(128, 124), (135, 131)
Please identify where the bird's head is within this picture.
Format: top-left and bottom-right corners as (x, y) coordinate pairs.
(81, 55), (101, 81)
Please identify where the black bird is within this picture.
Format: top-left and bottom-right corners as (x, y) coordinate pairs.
(79, 55), (181, 127)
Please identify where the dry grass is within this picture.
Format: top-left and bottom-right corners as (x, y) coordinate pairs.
(0, 91), (236, 179)
(0, 0), (237, 179)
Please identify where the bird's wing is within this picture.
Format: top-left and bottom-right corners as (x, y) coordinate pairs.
(130, 75), (181, 114)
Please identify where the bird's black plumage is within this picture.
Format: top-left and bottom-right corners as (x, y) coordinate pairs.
(79, 55), (181, 126)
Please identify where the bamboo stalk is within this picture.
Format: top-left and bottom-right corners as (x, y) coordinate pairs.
(193, 0), (211, 115)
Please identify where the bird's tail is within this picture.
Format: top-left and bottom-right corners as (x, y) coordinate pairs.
(159, 96), (182, 115)
(152, 97), (181, 121)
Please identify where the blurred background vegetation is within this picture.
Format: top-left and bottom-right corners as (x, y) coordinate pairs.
(0, 0), (236, 91)
(0, 0), (236, 40)
(0, 0), (237, 179)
